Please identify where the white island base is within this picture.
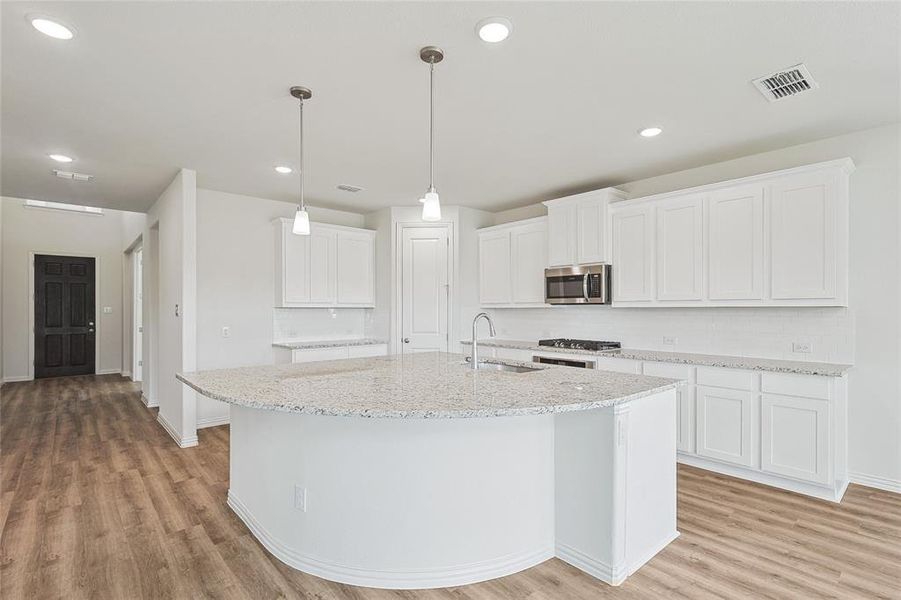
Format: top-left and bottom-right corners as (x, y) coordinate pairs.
(227, 389), (677, 590)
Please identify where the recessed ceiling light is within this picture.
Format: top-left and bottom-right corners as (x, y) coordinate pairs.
(639, 127), (663, 138)
(48, 154), (73, 163)
(274, 166), (293, 174)
(28, 15), (75, 40)
(476, 17), (512, 43)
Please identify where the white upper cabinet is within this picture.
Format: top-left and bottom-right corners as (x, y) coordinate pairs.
(478, 217), (547, 307)
(707, 185), (765, 300)
(478, 229), (512, 305)
(510, 221), (548, 304)
(274, 219), (376, 308)
(336, 230), (376, 305)
(769, 171), (841, 301)
(611, 158), (853, 308)
(656, 195), (704, 301)
(543, 188), (626, 267)
(612, 204), (654, 302)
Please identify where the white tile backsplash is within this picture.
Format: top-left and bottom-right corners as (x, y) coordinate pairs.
(485, 306), (854, 363)
(273, 308), (369, 342)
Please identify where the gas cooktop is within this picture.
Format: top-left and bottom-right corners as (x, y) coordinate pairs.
(538, 338), (621, 352)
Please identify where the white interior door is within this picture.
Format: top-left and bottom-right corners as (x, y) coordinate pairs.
(401, 226), (449, 353)
(133, 247), (143, 382)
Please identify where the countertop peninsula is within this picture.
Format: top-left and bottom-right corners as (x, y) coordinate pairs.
(177, 351), (679, 419)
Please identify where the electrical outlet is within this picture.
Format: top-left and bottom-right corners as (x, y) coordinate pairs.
(294, 485), (307, 512)
(663, 336), (677, 345)
(221, 326), (230, 338)
(103, 306), (113, 314)
(792, 342), (812, 353)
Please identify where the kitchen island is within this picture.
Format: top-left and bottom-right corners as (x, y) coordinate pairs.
(177, 352), (681, 590)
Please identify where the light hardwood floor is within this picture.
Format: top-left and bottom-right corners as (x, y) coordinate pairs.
(1, 375), (899, 599)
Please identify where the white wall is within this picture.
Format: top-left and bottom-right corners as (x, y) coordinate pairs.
(144, 169), (198, 447)
(195, 189), (370, 426)
(489, 123), (901, 487)
(0, 197), (144, 381)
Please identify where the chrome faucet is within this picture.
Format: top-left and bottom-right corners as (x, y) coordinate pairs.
(470, 312), (496, 369)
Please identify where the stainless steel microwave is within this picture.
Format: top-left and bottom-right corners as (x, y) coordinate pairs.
(544, 264), (611, 305)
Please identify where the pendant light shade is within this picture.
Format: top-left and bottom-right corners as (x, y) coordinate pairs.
(293, 206), (311, 235)
(420, 191), (441, 221)
(290, 85), (312, 235)
(419, 46), (444, 222)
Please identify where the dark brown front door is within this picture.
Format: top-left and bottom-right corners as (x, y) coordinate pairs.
(34, 255), (96, 378)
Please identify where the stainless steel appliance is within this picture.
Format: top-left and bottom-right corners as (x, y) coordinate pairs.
(532, 355), (596, 369)
(538, 338), (621, 352)
(544, 264), (611, 305)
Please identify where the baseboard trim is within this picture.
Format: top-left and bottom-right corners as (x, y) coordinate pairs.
(3, 375), (33, 383)
(677, 453), (847, 502)
(156, 412), (198, 448)
(141, 394), (159, 408)
(197, 414), (230, 429)
(227, 489), (553, 589)
(555, 542), (626, 586)
(850, 472), (901, 494)
(96, 368), (121, 375)
(121, 370), (132, 379)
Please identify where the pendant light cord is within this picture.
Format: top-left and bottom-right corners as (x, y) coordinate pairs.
(298, 97), (305, 211)
(428, 61), (435, 193)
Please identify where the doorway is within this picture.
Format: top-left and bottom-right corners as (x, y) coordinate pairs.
(33, 254), (97, 378)
(133, 247), (143, 381)
(397, 225), (451, 354)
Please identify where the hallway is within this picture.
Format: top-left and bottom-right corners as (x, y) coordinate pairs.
(1, 376), (899, 599)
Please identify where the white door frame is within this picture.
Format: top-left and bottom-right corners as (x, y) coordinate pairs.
(27, 251), (103, 380)
(392, 222), (455, 355)
(132, 245), (144, 381)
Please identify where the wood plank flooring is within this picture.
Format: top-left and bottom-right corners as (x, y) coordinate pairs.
(1, 374), (899, 599)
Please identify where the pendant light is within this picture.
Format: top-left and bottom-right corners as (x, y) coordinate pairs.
(290, 86), (312, 235)
(419, 46), (444, 222)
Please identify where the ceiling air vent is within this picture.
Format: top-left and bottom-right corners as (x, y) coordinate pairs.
(752, 63), (818, 102)
(337, 184), (364, 193)
(53, 169), (94, 181)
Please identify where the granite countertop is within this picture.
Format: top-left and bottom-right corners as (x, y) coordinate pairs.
(272, 338), (387, 350)
(461, 339), (852, 377)
(177, 352), (680, 419)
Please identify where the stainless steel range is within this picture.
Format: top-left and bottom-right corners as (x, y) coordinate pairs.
(538, 338), (621, 352)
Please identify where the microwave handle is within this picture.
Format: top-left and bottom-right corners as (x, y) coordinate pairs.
(582, 274), (590, 301)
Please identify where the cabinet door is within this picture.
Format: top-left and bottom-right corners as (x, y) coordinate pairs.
(708, 185), (765, 300)
(546, 204), (575, 267)
(761, 394), (830, 485)
(656, 196), (704, 301)
(643, 362), (695, 454)
(769, 172), (838, 299)
(696, 386), (754, 467)
(510, 222), (548, 304)
(336, 231), (374, 305)
(479, 231), (512, 304)
(612, 206), (654, 301)
(282, 225), (311, 304)
(309, 227), (336, 304)
(576, 196), (608, 264)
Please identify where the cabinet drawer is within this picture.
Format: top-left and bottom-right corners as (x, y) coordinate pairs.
(347, 344), (388, 359)
(697, 366), (755, 390)
(292, 347), (349, 363)
(594, 356), (643, 374)
(643, 361), (694, 381)
(761, 372), (830, 400)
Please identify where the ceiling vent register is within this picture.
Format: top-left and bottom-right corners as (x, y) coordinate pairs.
(752, 63), (818, 102)
(337, 184), (364, 193)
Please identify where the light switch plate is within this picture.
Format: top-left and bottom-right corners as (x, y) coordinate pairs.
(222, 326), (231, 338)
(103, 306), (113, 314)
(294, 485), (307, 512)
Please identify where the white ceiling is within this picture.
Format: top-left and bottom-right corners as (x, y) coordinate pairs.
(2, 1), (899, 214)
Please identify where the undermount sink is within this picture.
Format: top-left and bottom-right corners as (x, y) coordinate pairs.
(470, 361), (542, 374)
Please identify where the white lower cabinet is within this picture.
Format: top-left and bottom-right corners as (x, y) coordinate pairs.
(696, 386), (754, 468)
(274, 344), (388, 364)
(760, 394), (830, 485)
(643, 362), (695, 454)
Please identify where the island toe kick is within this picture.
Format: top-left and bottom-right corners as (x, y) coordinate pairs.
(225, 389), (678, 590)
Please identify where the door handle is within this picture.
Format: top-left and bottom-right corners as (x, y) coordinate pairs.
(403, 338), (410, 343)
(582, 274), (590, 301)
